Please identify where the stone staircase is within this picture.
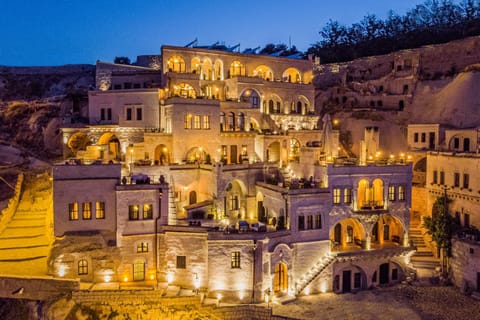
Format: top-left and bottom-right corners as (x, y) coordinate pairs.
(0, 175), (53, 276)
(294, 253), (336, 295)
(409, 224), (440, 279)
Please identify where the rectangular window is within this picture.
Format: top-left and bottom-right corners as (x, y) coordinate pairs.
(78, 259), (88, 275)
(440, 171), (445, 185)
(229, 195), (239, 210)
(82, 202), (92, 220)
(107, 108), (112, 120)
(100, 108), (105, 120)
(454, 172), (460, 187)
(231, 251), (241, 268)
(421, 132), (426, 142)
(314, 214), (322, 229)
(184, 114), (192, 129)
(344, 188), (352, 204)
(464, 213), (470, 227)
(354, 272), (361, 288)
(388, 186), (396, 201)
(176, 256), (186, 269)
(136, 107), (142, 121)
(463, 174), (469, 189)
(95, 201), (105, 219)
(306, 215), (313, 229)
(398, 185), (405, 201)
(137, 242), (148, 253)
(143, 204), (153, 219)
(413, 132), (419, 143)
(203, 115), (210, 129)
(433, 170), (438, 184)
(69, 202), (79, 220)
(126, 107), (132, 121)
(333, 188), (341, 204)
(129, 204), (139, 220)
(194, 115), (201, 129)
(298, 215), (305, 230)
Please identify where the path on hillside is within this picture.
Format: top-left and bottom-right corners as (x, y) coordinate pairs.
(0, 173), (53, 276)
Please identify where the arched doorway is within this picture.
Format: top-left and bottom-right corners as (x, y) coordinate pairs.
(185, 147), (206, 163)
(224, 180), (247, 219)
(98, 132), (121, 161)
(67, 132), (90, 154)
(189, 190), (197, 205)
(273, 262), (288, 293)
(154, 144), (169, 165)
(240, 89), (260, 109)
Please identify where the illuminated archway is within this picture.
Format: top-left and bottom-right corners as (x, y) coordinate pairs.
(224, 179), (247, 219)
(282, 67), (301, 83)
(213, 59), (224, 80)
(289, 138), (300, 163)
(167, 55), (186, 73)
(201, 58), (213, 80)
(372, 178), (384, 208)
(266, 94), (282, 114)
(173, 83), (196, 99)
(185, 146), (207, 163)
(191, 57), (201, 74)
(67, 132), (91, 153)
(253, 65), (274, 81)
(330, 218), (365, 250)
(240, 89), (260, 109)
(229, 60), (245, 77)
(154, 144), (169, 165)
(97, 132), (121, 160)
(376, 214), (405, 245)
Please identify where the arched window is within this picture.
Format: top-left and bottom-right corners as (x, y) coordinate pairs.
(238, 113), (245, 131)
(167, 55), (186, 73)
(220, 112), (225, 131)
(78, 259), (88, 275)
(227, 112), (235, 131)
(229, 61), (245, 77)
(173, 83), (196, 98)
(269, 100), (274, 114)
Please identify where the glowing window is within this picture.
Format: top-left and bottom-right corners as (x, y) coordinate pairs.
(78, 259), (88, 275)
(231, 251), (241, 268)
(137, 242), (149, 253)
(82, 202), (92, 220)
(194, 115), (201, 129)
(333, 188), (341, 204)
(95, 201), (105, 219)
(398, 186), (405, 201)
(388, 186), (396, 201)
(143, 204), (153, 219)
(344, 188), (352, 204)
(69, 202), (79, 220)
(203, 115), (210, 129)
(129, 205), (139, 220)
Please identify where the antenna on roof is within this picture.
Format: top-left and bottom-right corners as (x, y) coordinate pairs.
(185, 38), (198, 48)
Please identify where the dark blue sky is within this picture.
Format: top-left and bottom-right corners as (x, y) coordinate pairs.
(0, 1), (453, 66)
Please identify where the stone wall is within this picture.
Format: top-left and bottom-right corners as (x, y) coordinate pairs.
(450, 238), (480, 292)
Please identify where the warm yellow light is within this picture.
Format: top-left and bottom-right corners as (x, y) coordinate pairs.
(333, 119), (339, 125)
(390, 154), (394, 159)
(194, 275), (200, 289)
(400, 153), (405, 157)
(123, 275), (129, 282)
(217, 293), (222, 301)
(265, 293), (270, 304)
(58, 265), (65, 277)
(63, 136), (68, 144)
(104, 275), (112, 283)
(150, 274), (155, 280)
(167, 272), (174, 284)
(320, 281), (327, 293)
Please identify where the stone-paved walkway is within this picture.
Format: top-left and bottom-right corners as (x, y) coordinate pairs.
(0, 174), (52, 276)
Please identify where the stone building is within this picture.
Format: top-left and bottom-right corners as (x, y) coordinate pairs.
(51, 44), (414, 303)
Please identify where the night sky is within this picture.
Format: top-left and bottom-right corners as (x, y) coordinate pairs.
(0, 0), (460, 66)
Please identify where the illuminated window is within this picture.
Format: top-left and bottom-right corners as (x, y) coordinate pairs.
(137, 242), (148, 253)
(314, 214), (322, 229)
(463, 174), (469, 189)
(344, 188), (352, 204)
(398, 186), (405, 201)
(333, 188), (341, 204)
(194, 115), (201, 129)
(176, 256), (186, 269)
(143, 204), (153, 219)
(231, 251), (241, 268)
(184, 114), (192, 129)
(78, 259), (88, 275)
(129, 205), (139, 220)
(388, 186), (396, 201)
(203, 115), (210, 129)
(82, 202), (92, 220)
(69, 202), (78, 220)
(96, 201), (105, 219)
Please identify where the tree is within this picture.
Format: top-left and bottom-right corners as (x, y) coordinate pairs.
(422, 193), (457, 273)
(114, 56), (131, 65)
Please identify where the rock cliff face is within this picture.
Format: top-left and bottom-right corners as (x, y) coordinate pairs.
(314, 36), (480, 156)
